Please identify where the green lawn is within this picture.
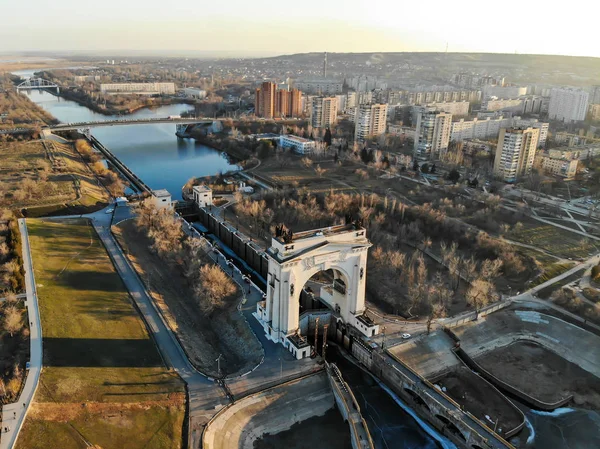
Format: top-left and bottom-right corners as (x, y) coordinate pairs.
(17, 219), (185, 449)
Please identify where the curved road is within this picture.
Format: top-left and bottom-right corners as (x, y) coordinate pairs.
(0, 220), (43, 449)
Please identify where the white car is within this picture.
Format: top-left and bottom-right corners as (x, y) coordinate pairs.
(105, 208), (114, 214)
(401, 333), (411, 339)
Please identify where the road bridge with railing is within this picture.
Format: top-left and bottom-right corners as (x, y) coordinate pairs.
(48, 117), (217, 131)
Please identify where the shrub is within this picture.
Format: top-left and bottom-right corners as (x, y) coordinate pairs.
(592, 264), (600, 282)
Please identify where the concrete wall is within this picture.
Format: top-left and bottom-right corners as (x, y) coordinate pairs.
(327, 364), (375, 449)
(202, 373), (334, 449)
(198, 208), (269, 281)
(443, 300), (512, 328)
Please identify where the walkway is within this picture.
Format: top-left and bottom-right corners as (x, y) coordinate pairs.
(0, 220), (43, 449)
(90, 220), (228, 448)
(0, 294), (26, 303)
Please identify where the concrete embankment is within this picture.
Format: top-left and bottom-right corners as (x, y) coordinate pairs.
(202, 372), (334, 449)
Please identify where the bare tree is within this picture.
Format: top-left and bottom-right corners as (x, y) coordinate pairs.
(466, 278), (498, 319)
(314, 165), (327, 178)
(301, 157), (313, 168)
(195, 265), (237, 314)
(3, 306), (22, 337)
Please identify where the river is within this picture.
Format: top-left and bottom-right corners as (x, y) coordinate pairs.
(17, 78), (237, 199)
(16, 70), (600, 449)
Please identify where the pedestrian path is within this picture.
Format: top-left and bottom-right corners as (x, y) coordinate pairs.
(0, 220), (43, 449)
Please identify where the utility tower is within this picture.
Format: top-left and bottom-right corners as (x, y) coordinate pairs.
(323, 52), (328, 78)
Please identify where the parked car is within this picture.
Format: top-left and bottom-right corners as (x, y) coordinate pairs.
(105, 208), (114, 214)
(401, 333), (411, 339)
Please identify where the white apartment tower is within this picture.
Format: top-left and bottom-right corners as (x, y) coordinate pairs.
(548, 88), (589, 122)
(414, 109), (452, 160)
(493, 127), (540, 182)
(311, 96), (338, 128)
(354, 103), (388, 142)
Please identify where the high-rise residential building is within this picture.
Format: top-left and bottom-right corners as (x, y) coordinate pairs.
(414, 109), (452, 160)
(255, 82), (276, 118)
(255, 83), (302, 118)
(311, 96), (338, 128)
(589, 103), (600, 122)
(354, 103), (388, 142)
(591, 86), (600, 104)
(548, 88), (589, 122)
(493, 127), (540, 182)
(288, 89), (302, 117)
(513, 118), (549, 148)
(275, 89), (288, 118)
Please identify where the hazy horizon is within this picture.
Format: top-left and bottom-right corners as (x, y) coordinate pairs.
(2, 0), (598, 58)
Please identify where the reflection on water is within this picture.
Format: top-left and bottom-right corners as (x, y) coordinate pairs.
(520, 407), (600, 449)
(23, 89), (238, 199)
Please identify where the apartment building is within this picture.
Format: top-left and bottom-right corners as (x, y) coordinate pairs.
(311, 96), (338, 128)
(354, 103), (388, 142)
(255, 82), (302, 118)
(493, 127), (540, 182)
(548, 88), (589, 122)
(451, 116), (512, 142)
(589, 103), (600, 121)
(294, 80), (343, 95)
(425, 101), (469, 116)
(539, 156), (578, 178)
(255, 82), (276, 118)
(513, 118), (549, 148)
(414, 108), (452, 160)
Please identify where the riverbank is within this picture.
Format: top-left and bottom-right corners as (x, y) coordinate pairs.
(51, 87), (196, 116)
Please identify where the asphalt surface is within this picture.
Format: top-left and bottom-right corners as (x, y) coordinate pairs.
(0, 220), (43, 449)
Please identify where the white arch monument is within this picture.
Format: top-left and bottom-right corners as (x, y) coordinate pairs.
(255, 223), (379, 359)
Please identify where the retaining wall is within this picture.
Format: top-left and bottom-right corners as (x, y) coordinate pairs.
(202, 372), (334, 449)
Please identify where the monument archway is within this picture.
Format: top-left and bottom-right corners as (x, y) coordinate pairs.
(255, 223), (379, 359)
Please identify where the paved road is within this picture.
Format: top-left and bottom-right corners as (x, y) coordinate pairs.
(0, 220), (43, 449)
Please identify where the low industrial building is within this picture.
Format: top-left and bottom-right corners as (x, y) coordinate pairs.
(182, 87), (207, 99)
(192, 185), (213, 208)
(152, 189), (173, 209)
(100, 82), (176, 95)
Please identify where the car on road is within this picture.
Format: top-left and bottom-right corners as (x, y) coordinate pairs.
(401, 333), (411, 339)
(105, 208), (114, 214)
(242, 275), (250, 284)
(226, 259), (233, 267)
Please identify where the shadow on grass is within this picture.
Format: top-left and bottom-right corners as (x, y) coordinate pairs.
(57, 270), (127, 292)
(43, 338), (163, 368)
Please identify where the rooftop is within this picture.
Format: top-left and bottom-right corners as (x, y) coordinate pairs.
(280, 134), (313, 144)
(192, 184), (212, 193)
(276, 223), (364, 244)
(152, 189), (171, 198)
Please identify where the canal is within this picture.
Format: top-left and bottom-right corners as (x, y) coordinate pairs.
(16, 71), (600, 449)
(21, 87), (237, 199)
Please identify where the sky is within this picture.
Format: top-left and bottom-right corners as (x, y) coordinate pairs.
(1, 0), (597, 58)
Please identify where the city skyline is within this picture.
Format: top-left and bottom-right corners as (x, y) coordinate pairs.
(2, 0), (599, 58)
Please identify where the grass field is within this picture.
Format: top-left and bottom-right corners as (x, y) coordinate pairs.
(508, 223), (597, 260)
(16, 219), (185, 449)
(0, 140), (109, 215)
